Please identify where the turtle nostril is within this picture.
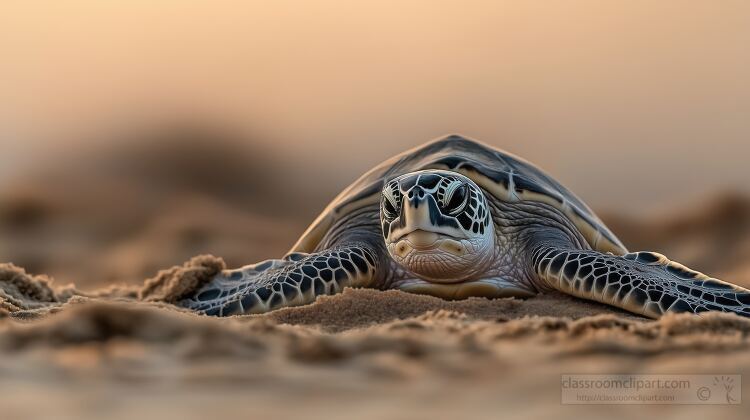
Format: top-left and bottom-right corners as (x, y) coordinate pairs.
(407, 187), (426, 201)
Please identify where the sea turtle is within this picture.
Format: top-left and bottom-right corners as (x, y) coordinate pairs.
(179, 135), (750, 318)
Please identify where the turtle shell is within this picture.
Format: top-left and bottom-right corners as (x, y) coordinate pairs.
(291, 135), (627, 255)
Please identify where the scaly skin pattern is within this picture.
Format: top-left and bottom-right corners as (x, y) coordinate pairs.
(385, 195), (589, 298)
(176, 136), (750, 318)
(180, 245), (378, 316)
(381, 171), (496, 284)
(532, 246), (750, 318)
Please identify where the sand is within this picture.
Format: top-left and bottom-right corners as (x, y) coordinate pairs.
(2, 259), (750, 419)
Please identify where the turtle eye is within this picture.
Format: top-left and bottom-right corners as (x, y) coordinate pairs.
(382, 195), (399, 219)
(442, 184), (468, 215)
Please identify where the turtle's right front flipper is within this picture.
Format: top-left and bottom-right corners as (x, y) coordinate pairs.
(179, 244), (378, 316)
(532, 246), (750, 319)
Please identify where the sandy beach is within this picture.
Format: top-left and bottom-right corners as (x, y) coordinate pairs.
(2, 176), (750, 418)
(0, 135), (750, 419)
(2, 279), (750, 419)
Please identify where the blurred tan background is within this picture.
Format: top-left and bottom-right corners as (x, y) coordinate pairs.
(1, 0), (749, 288)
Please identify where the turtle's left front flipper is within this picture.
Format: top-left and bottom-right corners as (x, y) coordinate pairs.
(179, 244), (379, 316)
(532, 246), (750, 319)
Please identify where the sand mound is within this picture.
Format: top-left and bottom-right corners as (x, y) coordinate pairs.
(3, 291), (750, 360)
(0, 133), (311, 288)
(265, 288), (640, 332)
(0, 263), (73, 313)
(138, 255), (225, 304)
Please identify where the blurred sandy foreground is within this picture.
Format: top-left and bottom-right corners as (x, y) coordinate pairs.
(1, 138), (750, 419)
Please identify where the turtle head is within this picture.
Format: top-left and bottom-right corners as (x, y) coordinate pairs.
(380, 170), (495, 283)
